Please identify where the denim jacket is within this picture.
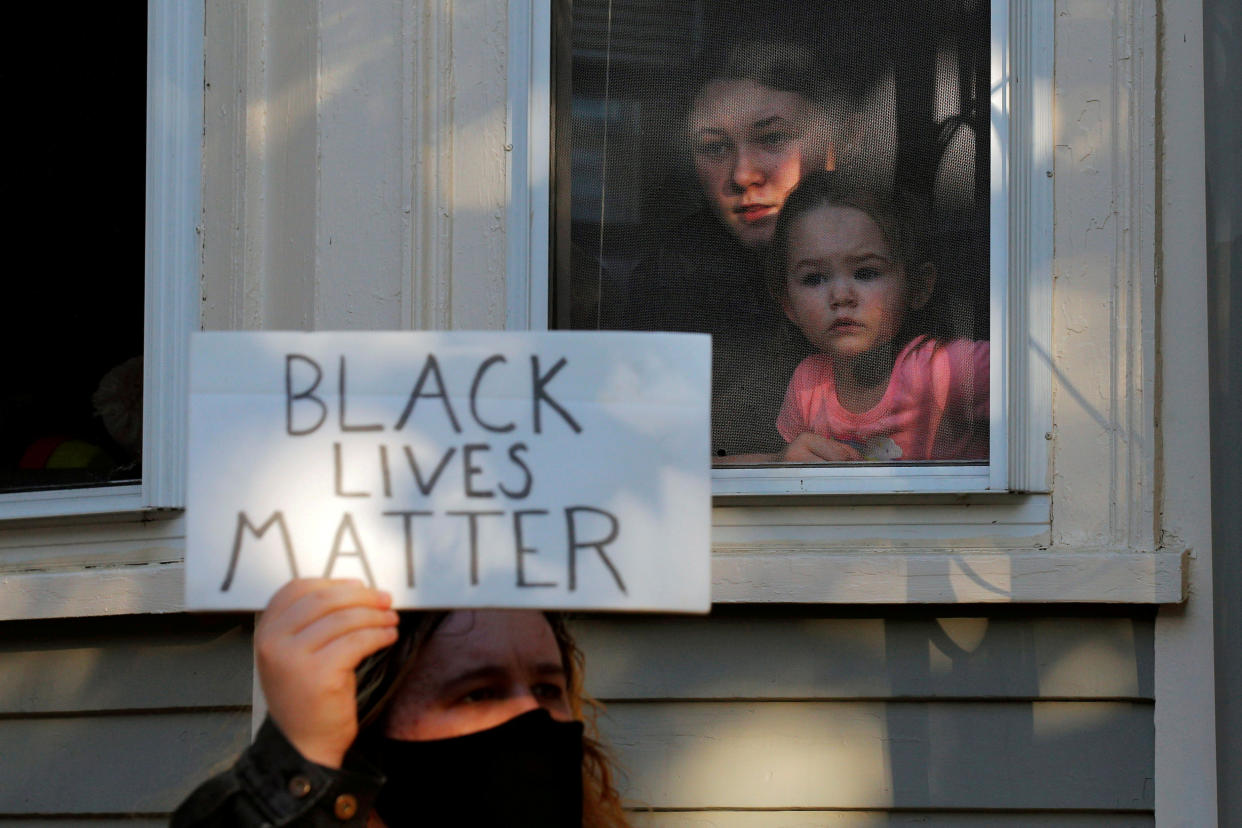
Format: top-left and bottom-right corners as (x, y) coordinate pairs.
(171, 718), (384, 827)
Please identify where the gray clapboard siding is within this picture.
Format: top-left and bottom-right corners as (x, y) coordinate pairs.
(577, 613), (1153, 817)
(0, 711), (251, 814)
(0, 623), (252, 713)
(0, 611), (1153, 820)
(598, 701), (1152, 811)
(0, 616), (252, 820)
(576, 616), (1153, 700)
(628, 813), (1153, 827)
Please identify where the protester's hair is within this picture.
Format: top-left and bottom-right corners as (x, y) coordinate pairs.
(765, 169), (957, 349)
(355, 610), (630, 828)
(550, 613), (631, 828)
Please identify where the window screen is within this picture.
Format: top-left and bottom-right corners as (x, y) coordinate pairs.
(0, 7), (147, 492)
(554, 0), (991, 466)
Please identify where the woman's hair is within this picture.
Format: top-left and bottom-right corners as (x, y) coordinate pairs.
(765, 169), (957, 346)
(354, 610), (630, 828)
(698, 40), (830, 105)
(686, 40), (841, 150)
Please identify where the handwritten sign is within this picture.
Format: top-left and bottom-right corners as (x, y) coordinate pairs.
(186, 331), (711, 612)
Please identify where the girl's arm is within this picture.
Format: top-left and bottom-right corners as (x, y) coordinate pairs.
(945, 339), (991, 422)
(768, 363), (861, 463)
(971, 341), (991, 421)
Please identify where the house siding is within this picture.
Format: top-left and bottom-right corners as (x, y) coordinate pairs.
(0, 0), (1219, 823)
(0, 610), (1152, 823)
(0, 615), (251, 821)
(578, 610), (1154, 825)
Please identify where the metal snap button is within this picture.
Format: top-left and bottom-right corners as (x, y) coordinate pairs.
(287, 775), (313, 798)
(334, 793), (359, 820)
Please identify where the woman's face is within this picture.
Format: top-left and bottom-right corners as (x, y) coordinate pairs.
(689, 78), (831, 249)
(383, 610), (573, 741)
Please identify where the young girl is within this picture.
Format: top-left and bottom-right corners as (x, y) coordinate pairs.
(764, 171), (989, 463)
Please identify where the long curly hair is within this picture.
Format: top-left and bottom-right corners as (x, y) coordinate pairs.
(353, 610), (630, 828)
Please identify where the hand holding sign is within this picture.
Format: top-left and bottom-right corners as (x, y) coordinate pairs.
(254, 578), (398, 768)
(187, 331), (711, 612)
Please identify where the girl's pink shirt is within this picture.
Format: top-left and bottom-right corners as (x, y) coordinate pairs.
(776, 336), (991, 461)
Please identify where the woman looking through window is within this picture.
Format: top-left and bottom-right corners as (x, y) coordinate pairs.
(594, 41), (846, 458)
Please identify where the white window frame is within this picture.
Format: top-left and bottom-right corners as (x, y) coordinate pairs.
(0, 0), (201, 521)
(507, 0), (1052, 497)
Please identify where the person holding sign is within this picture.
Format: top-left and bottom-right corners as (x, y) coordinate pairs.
(179, 333), (708, 824)
(172, 579), (630, 827)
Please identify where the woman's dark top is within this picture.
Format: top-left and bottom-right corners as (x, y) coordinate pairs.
(598, 209), (810, 456)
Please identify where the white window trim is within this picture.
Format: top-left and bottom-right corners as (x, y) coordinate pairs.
(0, 0), (201, 521)
(506, 0), (1052, 497)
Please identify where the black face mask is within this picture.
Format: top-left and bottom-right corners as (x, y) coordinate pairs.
(373, 708), (584, 828)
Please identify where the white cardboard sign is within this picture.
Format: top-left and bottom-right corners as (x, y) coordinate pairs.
(186, 331), (711, 612)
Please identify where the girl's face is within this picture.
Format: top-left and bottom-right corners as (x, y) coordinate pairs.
(383, 610), (573, 741)
(689, 79), (831, 249)
(781, 204), (923, 360)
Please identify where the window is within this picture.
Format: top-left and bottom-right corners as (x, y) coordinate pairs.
(508, 0), (1052, 496)
(0, 8), (146, 495)
(0, 0), (201, 519)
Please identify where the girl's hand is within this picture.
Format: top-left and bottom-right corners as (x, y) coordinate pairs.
(778, 432), (862, 463)
(255, 578), (399, 769)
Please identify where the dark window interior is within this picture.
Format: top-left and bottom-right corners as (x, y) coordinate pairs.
(0, 7), (147, 492)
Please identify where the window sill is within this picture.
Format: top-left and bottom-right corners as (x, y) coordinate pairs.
(0, 546), (1187, 621)
(711, 463), (1001, 496)
(0, 485), (146, 521)
(0, 493), (1185, 619)
(0, 561), (186, 621)
(712, 548), (1187, 604)
(0, 542), (1186, 625)
(0, 513), (185, 619)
